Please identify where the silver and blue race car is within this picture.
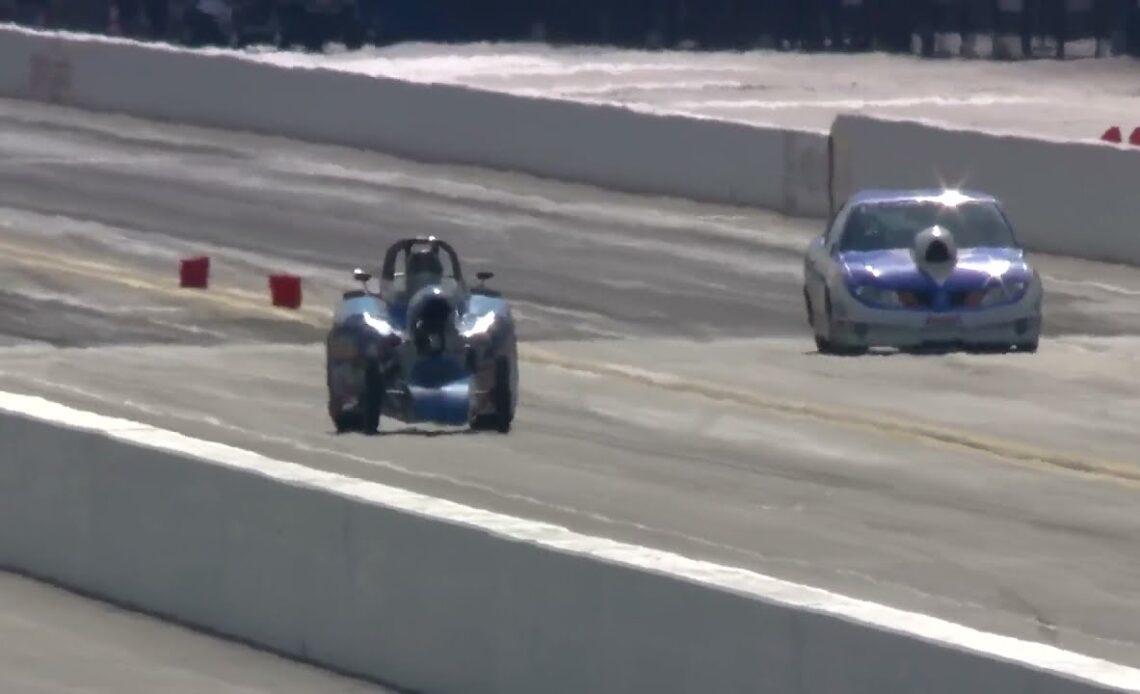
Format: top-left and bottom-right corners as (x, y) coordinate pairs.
(325, 236), (518, 434)
(803, 188), (1043, 354)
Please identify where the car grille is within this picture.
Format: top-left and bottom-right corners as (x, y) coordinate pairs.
(898, 290), (935, 307)
(949, 290), (985, 307)
(899, 290), (984, 309)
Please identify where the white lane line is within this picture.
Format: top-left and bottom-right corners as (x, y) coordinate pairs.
(0, 371), (1054, 618)
(2, 388), (1139, 690)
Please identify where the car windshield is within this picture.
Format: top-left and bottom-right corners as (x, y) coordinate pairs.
(839, 199), (1016, 252)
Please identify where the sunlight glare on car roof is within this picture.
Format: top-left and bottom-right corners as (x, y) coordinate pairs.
(925, 189), (974, 208)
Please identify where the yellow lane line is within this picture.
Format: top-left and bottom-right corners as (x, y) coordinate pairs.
(519, 344), (1140, 489)
(0, 238), (330, 327)
(8, 237), (1136, 487)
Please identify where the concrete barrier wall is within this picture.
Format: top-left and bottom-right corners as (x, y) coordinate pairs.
(830, 113), (1140, 265)
(2, 391), (1139, 694)
(0, 24), (830, 218)
(4, 26), (1139, 265)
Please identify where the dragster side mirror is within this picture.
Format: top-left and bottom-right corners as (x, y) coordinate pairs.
(353, 268), (376, 294)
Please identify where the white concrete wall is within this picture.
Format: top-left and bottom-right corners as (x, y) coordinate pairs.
(2, 391), (1139, 694)
(3, 26), (1138, 264)
(830, 113), (1140, 264)
(0, 25), (829, 217)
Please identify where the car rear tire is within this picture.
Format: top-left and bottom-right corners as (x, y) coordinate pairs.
(328, 362), (359, 433)
(360, 361), (384, 435)
(472, 356), (514, 433)
(332, 409), (360, 434)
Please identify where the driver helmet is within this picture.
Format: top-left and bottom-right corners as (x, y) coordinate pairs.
(406, 247), (444, 294)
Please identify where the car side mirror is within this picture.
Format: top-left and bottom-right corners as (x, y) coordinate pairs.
(476, 271), (494, 282)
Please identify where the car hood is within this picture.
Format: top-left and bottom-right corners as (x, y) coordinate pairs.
(840, 247), (1032, 290)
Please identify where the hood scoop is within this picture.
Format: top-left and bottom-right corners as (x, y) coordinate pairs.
(913, 225), (958, 286)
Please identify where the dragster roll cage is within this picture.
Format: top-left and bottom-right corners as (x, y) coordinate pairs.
(380, 236), (466, 285)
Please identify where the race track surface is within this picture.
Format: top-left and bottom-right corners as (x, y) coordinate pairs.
(2, 97), (1140, 671)
(0, 571), (393, 693)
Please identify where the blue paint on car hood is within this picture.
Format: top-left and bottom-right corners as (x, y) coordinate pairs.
(840, 247), (1031, 291)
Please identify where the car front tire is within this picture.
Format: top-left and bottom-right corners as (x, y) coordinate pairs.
(803, 286), (815, 328)
(816, 290), (866, 356)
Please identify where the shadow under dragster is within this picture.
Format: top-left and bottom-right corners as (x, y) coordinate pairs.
(325, 236), (519, 434)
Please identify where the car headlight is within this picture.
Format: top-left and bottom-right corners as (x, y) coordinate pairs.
(978, 279), (1029, 306)
(462, 312), (496, 338)
(851, 285), (902, 308)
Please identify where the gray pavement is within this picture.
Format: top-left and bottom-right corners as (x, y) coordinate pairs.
(1, 97), (1140, 677)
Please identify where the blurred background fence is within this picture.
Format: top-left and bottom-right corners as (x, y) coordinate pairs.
(2, 0), (1139, 57)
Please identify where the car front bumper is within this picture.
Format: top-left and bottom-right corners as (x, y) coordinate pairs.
(830, 290), (1042, 349)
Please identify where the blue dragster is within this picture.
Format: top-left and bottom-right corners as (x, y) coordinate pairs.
(325, 236), (518, 434)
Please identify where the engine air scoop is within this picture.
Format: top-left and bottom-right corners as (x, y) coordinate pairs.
(913, 225), (958, 286)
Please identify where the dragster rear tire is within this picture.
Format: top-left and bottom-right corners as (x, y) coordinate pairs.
(472, 356), (514, 434)
(361, 361), (384, 435)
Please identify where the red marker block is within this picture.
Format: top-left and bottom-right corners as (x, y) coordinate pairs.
(1129, 127), (1140, 146)
(1101, 126), (1122, 143)
(269, 274), (302, 309)
(179, 256), (210, 289)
